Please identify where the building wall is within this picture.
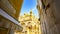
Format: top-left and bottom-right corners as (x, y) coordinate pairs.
(19, 11), (41, 34)
(37, 0), (60, 34)
(0, 0), (16, 18)
(0, 0), (23, 34)
(0, 0), (23, 19)
(0, 15), (16, 34)
(8, 0), (23, 19)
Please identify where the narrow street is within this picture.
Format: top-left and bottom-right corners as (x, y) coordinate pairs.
(0, 0), (60, 34)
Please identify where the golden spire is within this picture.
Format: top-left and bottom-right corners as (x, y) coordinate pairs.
(30, 10), (33, 15)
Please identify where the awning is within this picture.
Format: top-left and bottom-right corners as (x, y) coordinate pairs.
(0, 8), (21, 27)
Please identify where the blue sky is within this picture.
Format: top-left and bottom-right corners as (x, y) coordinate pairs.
(20, 0), (39, 18)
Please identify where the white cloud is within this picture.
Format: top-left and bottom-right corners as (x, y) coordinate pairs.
(32, 7), (39, 18)
(32, 7), (36, 11)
